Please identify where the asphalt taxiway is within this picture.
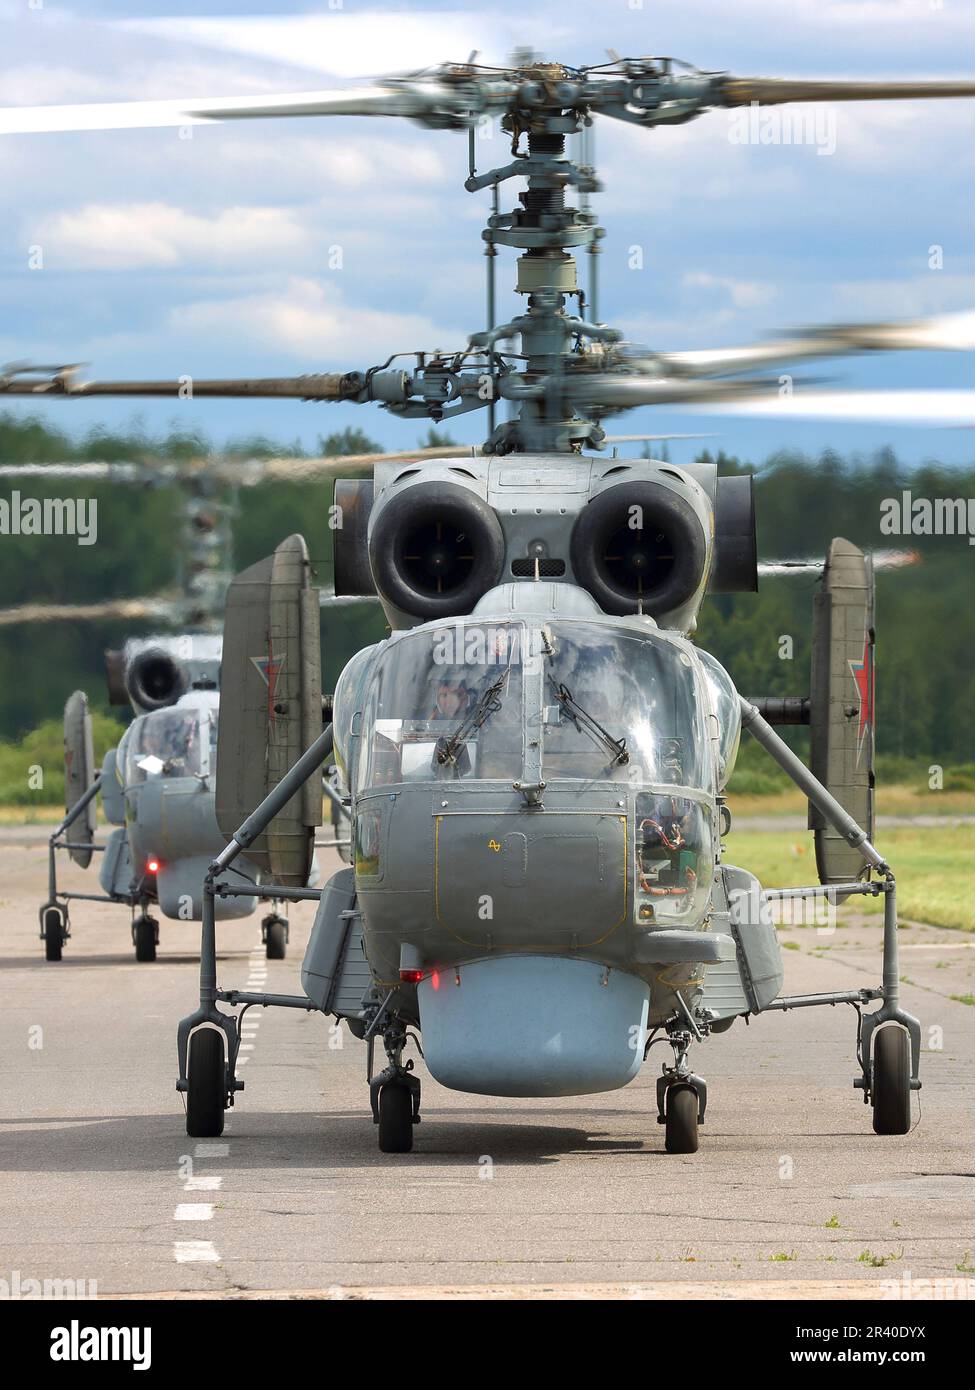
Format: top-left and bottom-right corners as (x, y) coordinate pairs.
(1, 829), (973, 1297)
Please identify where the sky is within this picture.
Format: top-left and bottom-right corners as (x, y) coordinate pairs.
(1, 0), (974, 470)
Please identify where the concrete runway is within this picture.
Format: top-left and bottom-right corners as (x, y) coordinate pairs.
(1, 830), (973, 1299)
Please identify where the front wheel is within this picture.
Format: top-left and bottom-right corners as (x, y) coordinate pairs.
(264, 915), (287, 960)
(43, 906), (65, 962)
(186, 1028), (226, 1138)
(134, 915), (158, 963)
(664, 1084), (700, 1154)
(378, 1082), (414, 1153)
(872, 1025), (911, 1136)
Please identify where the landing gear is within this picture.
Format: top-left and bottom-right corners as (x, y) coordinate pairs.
(656, 1021), (706, 1155)
(42, 904), (66, 962)
(369, 1019), (421, 1153)
(262, 913), (288, 960)
(186, 1027), (227, 1137)
(133, 914), (158, 962)
(871, 1024), (912, 1136)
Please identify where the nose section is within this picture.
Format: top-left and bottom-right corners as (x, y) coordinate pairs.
(434, 810), (628, 951)
(418, 956), (649, 1097)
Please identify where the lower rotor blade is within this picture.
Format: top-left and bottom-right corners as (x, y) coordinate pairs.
(698, 389), (975, 425)
(0, 371), (353, 400)
(0, 598), (164, 627)
(718, 77), (975, 106)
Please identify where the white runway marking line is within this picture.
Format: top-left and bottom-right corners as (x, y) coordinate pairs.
(183, 1175), (222, 1192)
(194, 1142), (229, 1158)
(174, 1241), (221, 1264)
(174, 1203), (215, 1221)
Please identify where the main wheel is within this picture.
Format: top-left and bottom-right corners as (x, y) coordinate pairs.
(186, 1028), (226, 1138)
(264, 916), (287, 960)
(378, 1081), (414, 1153)
(134, 915), (157, 963)
(872, 1025), (911, 1136)
(665, 1084), (700, 1154)
(43, 907), (64, 962)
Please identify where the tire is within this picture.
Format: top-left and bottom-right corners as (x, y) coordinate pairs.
(44, 907), (64, 962)
(872, 1025), (911, 1136)
(665, 1084), (700, 1154)
(134, 915), (157, 963)
(186, 1028), (226, 1138)
(265, 917), (287, 960)
(378, 1081), (414, 1153)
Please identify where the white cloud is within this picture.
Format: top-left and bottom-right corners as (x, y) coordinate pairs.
(166, 275), (463, 361)
(682, 270), (778, 310)
(28, 202), (310, 270)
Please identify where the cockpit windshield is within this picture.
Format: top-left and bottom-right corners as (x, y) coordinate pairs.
(120, 708), (212, 784)
(540, 623), (706, 788)
(359, 619), (708, 792)
(360, 624), (524, 787)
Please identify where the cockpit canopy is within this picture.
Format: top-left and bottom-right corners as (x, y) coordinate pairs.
(354, 619), (715, 792)
(696, 649), (742, 788)
(118, 705), (216, 785)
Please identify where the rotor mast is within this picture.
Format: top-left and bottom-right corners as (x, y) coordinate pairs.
(467, 63), (615, 454)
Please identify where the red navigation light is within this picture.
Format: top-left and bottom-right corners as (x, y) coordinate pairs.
(146, 857), (160, 874)
(399, 968), (423, 984)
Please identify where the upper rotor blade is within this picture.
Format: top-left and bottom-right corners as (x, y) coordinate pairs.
(717, 77), (975, 106)
(637, 310), (975, 379)
(0, 85), (430, 136)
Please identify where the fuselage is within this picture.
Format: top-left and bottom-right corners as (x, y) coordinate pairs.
(331, 581), (743, 1096)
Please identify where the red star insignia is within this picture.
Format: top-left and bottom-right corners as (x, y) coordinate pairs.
(250, 640), (286, 726)
(848, 628), (874, 766)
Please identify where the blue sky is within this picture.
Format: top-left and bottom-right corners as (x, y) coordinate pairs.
(1, 0), (974, 470)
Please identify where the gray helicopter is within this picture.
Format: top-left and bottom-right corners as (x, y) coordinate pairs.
(2, 52), (971, 1150)
(1, 454), (362, 963)
(45, 637), (280, 962)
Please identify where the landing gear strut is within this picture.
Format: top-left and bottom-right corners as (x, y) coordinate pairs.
(656, 1023), (707, 1155)
(369, 1020), (421, 1153)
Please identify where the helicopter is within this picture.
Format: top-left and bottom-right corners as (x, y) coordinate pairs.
(0, 452), (369, 963)
(1, 52), (972, 1152)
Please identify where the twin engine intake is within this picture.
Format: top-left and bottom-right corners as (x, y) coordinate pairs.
(334, 455), (757, 633)
(105, 635), (223, 715)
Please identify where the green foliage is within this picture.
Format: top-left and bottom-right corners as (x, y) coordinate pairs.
(1, 415), (972, 775)
(0, 711), (126, 804)
(697, 446), (975, 767)
(316, 426), (384, 457)
(418, 426), (458, 448)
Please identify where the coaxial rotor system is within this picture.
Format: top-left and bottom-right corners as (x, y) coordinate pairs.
(2, 51), (974, 450)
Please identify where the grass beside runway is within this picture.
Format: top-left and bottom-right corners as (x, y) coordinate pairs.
(726, 823), (975, 933)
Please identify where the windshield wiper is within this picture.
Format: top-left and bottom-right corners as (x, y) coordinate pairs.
(435, 667), (510, 767)
(548, 678), (629, 766)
